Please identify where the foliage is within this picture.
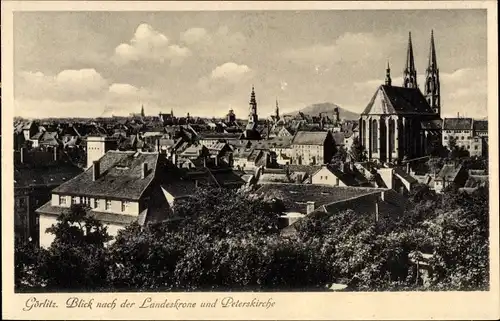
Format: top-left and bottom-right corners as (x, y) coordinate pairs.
(37, 204), (112, 291)
(350, 136), (367, 162)
(14, 240), (45, 291)
(331, 145), (348, 165)
(15, 184), (489, 292)
(173, 188), (282, 239)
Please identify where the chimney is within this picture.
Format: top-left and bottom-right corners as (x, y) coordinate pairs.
(20, 147), (25, 164)
(53, 147), (58, 161)
(306, 201), (315, 214)
(141, 162), (148, 179)
(92, 160), (100, 181)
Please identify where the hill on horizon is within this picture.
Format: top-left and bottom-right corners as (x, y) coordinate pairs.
(286, 102), (360, 120)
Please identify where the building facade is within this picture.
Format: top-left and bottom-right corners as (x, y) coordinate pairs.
(359, 31), (442, 163)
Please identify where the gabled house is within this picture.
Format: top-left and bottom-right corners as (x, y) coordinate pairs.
(434, 163), (468, 193)
(291, 131), (335, 165)
(36, 151), (171, 248)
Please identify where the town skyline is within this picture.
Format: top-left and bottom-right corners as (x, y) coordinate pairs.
(14, 10), (487, 119)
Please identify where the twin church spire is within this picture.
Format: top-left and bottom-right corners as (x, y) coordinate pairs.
(385, 30), (440, 115)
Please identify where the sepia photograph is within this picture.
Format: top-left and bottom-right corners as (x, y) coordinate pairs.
(2, 1), (499, 320)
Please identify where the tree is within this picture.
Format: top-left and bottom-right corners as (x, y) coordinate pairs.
(174, 188), (283, 239)
(331, 145), (348, 166)
(350, 137), (367, 162)
(107, 222), (187, 291)
(37, 204), (112, 290)
(14, 239), (45, 292)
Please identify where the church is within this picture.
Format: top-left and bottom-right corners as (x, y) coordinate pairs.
(359, 31), (443, 163)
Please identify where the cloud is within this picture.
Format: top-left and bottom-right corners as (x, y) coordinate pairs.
(210, 62), (251, 82)
(179, 26), (246, 60)
(113, 23), (191, 64)
(282, 32), (404, 67)
(17, 68), (109, 100)
(180, 27), (210, 45)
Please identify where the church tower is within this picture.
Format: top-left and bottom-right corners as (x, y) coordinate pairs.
(140, 104), (145, 117)
(403, 32), (418, 89)
(425, 30), (440, 115)
(275, 98), (280, 121)
(385, 60), (392, 86)
(246, 86), (258, 130)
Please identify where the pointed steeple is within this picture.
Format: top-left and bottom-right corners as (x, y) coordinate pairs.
(140, 104), (145, 117)
(247, 85), (258, 130)
(425, 29), (440, 115)
(403, 32), (418, 89)
(170, 108), (174, 117)
(428, 29), (437, 69)
(275, 97), (280, 120)
(385, 60), (392, 86)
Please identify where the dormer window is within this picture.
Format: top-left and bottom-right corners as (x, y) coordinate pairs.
(59, 195), (66, 206)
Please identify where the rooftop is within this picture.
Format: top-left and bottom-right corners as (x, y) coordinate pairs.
(254, 183), (386, 213)
(443, 118), (473, 130)
(362, 85), (437, 115)
(52, 151), (159, 201)
(292, 131), (330, 146)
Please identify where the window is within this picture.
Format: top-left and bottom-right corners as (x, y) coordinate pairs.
(444, 136), (448, 140)
(475, 146), (479, 150)
(467, 145), (470, 149)
(105, 200), (112, 210)
(121, 201), (129, 212)
(59, 195), (66, 205)
(71, 197), (78, 205)
(461, 136), (464, 140)
(93, 199), (99, 209)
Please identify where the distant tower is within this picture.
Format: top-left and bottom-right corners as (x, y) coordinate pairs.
(425, 30), (441, 115)
(385, 60), (392, 86)
(403, 32), (418, 89)
(246, 86), (258, 130)
(86, 136), (117, 169)
(170, 108), (174, 117)
(140, 105), (145, 117)
(275, 98), (280, 121)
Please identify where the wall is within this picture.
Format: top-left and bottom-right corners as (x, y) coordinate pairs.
(51, 193), (140, 215)
(311, 167), (343, 186)
(39, 215), (58, 248)
(40, 214), (125, 248)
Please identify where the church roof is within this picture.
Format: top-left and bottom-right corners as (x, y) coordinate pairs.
(361, 85), (436, 115)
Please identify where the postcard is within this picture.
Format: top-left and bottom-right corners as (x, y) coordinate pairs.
(2, 1), (499, 320)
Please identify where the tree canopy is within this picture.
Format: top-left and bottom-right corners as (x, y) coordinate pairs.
(15, 184), (489, 292)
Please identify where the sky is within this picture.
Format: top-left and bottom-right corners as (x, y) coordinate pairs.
(13, 9), (488, 119)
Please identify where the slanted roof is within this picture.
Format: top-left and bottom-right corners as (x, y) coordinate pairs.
(15, 163), (83, 189)
(255, 183), (386, 214)
(473, 120), (488, 131)
(436, 164), (463, 182)
(362, 85), (436, 115)
(443, 118), (473, 130)
(52, 151), (159, 201)
(421, 119), (443, 130)
(464, 175), (488, 188)
(292, 131), (329, 146)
